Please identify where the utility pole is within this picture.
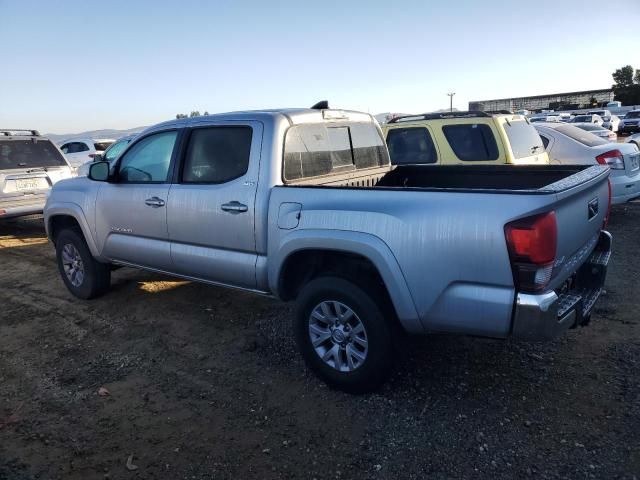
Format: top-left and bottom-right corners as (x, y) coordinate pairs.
(447, 92), (456, 112)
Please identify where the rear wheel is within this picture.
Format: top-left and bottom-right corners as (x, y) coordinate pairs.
(294, 276), (395, 393)
(56, 229), (111, 299)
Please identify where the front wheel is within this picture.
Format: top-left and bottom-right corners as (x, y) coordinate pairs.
(55, 229), (111, 299)
(294, 276), (395, 393)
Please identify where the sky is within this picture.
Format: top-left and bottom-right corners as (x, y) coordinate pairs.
(1, 0), (639, 134)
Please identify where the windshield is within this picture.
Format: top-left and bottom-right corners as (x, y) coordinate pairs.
(553, 124), (608, 147)
(104, 139), (131, 163)
(0, 139), (68, 170)
(503, 120), (545, 158)
(626, 111), (640, 119)
(573, 115), (591, 122)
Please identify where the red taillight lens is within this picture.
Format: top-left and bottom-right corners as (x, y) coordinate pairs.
(505, 211), (557, 292)
(505, 211), (557, 264)
(596, 149), (624, 170)
(88, 153), (96, 159)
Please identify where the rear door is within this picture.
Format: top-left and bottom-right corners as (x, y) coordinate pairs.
(500, 119), (548, 165)
(167, 122), (261, 289)
(95, 130), (179, 271)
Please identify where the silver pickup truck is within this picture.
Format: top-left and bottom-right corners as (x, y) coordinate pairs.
(44, 107), (612, 392)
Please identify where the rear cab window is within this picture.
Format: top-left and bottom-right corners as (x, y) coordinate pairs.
(385, 127), (438, 165)
(0, 139), (68, 170)
(94, 141), (114, 151)
(283, 122), (388, 182)
(442, 124), (499, 161)
(502, 120), (545, 159)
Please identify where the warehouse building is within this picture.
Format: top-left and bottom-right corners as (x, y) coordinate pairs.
(469, 89), (614, 112)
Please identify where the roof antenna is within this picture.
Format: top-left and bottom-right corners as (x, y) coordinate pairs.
(311, 100), (329, 110)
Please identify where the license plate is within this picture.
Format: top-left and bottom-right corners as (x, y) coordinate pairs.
(15, 178), (42, 191)
(630, 155), (639, 171)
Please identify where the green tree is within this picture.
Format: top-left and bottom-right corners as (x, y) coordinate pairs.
(612, 65), (640, 106)
(189, 111), (201, 118)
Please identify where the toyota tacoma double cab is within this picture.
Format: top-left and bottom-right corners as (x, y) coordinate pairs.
(44, 105), (612, 392)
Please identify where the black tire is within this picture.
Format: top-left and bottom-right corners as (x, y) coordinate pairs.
(55, 228), (111, 299)
(294, 276), (395, 393)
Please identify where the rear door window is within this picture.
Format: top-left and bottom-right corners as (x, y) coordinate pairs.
(386, 127), (438, 165)
(503, 120), (545, 158)
(0, 139), (68, 169)
(442, 124), (499, 161)
(181, 127), (252, 183)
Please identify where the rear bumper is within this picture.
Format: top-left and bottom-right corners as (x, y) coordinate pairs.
(0, 196), (47, 219)
(511, 230), (611, 341)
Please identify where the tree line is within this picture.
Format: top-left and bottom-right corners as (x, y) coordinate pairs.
(612, 65), (640, 105)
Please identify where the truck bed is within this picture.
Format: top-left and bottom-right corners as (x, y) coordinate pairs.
(376, 165), (597, 191)
(294, 164), (604, 194)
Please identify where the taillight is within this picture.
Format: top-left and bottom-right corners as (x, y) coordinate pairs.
(88, 153), (96, 159)
(603, 179), (612, 228)
(505, 211), (557, 292)
(596, 149), (624, 170)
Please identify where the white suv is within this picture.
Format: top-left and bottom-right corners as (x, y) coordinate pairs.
(59, 138), (115, 168)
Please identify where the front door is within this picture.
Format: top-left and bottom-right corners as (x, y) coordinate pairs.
(95, 130), (179, 271)
(167, 122), (261, 289)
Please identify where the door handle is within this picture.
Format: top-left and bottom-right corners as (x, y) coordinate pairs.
(145, 197), (165, 208)
(221, 201), (248, 213)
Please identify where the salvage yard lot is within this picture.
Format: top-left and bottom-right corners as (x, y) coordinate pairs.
(1, 205), (639, 480)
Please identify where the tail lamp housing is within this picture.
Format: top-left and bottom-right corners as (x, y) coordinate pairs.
(505, 211), (557, 292)
(596, 149), (624, 170)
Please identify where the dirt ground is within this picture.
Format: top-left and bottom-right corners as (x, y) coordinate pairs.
(0, 204), (639, 480)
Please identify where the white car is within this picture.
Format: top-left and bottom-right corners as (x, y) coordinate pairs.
(588, 110), (619, 131)
(58, 138), (115, 168)
(529, 114), (561, 123)
(570, 114), (604, 126)
(625, 133), (640, 149)
(535, 122), (640, 204)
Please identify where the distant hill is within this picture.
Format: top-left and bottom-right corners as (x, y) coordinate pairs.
(45, 126), (147, 144)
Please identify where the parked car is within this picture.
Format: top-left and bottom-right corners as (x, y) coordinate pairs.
(572, 123), (617, 141)
(624, 133), (640, 149)
(1, 129), (74, 219)
(535, 122), (640, 204)
(381, 111), (548, 166)
(556, 112), (574, 123)
(76, 134), (137, 177)
(619, 110), (640, 134)
(587, 110), (619, 131)
(529, 114), (561, 123)
(44, 107), (611, 392)
(59, 138), (115, 168)
(570, 114), (604, 126)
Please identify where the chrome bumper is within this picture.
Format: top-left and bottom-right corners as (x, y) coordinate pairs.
(512, 230), (611, 341)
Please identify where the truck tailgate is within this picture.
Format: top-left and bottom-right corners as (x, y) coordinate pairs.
(541, 166), (610, 289)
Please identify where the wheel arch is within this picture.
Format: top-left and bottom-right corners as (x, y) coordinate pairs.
(45, 203), (100, 257)
(270, 230), (422, 333)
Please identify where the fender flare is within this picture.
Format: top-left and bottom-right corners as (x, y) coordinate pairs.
(44, 202), (101, 258)
(269, 229), (423, 333)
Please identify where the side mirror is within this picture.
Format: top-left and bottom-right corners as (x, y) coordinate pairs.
(88, 161), (110, 182)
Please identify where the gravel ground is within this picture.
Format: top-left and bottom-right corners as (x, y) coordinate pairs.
(0, 204), (639, 480)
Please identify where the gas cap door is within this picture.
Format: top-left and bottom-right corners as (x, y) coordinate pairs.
(277, 202), (302, 230)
